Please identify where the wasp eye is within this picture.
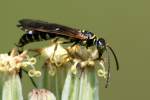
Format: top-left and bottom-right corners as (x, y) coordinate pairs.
(96, 40), (102, 46)
(99, 38), (106, 45)
(98, 40), (103, 45)
(95, 38), (106, 48)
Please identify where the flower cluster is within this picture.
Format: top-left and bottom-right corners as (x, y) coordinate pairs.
(67, 45), (107, 78)
(32, 42), (107, 79)
(0, 48), (40, 77)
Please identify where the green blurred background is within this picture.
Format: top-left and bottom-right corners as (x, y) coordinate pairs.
(0, 0), (150, 100)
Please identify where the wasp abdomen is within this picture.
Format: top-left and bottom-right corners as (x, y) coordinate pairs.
(17, 31), (57, 47)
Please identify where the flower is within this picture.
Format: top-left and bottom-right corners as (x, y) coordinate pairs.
(28, 89), (56, 100)
(67, 45), (107, 78)
(0, 48), (40, 76)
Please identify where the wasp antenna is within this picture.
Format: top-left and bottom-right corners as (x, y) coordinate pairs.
(106, 45), (119, 70)
(105, 49), (111, 88)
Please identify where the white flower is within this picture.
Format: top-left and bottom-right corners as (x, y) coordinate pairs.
(0, 48), (39, 76)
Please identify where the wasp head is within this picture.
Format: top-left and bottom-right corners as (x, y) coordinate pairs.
(95, 38), (106, 57)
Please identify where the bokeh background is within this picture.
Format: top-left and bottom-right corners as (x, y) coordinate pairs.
(0, 0), (150, 100)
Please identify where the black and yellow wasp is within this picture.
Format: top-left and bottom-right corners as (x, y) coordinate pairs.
(16, 19), (119, 87)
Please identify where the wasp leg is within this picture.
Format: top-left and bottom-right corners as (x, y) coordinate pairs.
(28, 49), (42, 57)
(70, 42), (78, 47)
(51, 43), (58, 61)
(22, 69), (38, 88)
(51, 39), (73, 59)
(51, 37), (59, 43)
(50, 38), (60, 61)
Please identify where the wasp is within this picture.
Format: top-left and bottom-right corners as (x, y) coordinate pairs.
(16, 19), (119, 87)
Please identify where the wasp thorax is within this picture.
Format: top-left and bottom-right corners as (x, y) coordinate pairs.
(81, 30), (95, 39)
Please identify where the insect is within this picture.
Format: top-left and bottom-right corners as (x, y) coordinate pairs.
(16, 19), (119, 87)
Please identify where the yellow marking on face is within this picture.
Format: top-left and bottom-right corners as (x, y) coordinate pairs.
(91, 34), (96, 39)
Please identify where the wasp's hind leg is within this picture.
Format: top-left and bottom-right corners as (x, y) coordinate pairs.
(22, 69), (38, 88)
(28, 48), (42, 57)
(49, 38), (60, 61)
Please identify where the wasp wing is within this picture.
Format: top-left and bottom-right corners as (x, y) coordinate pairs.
(17, 19), (87, 40)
